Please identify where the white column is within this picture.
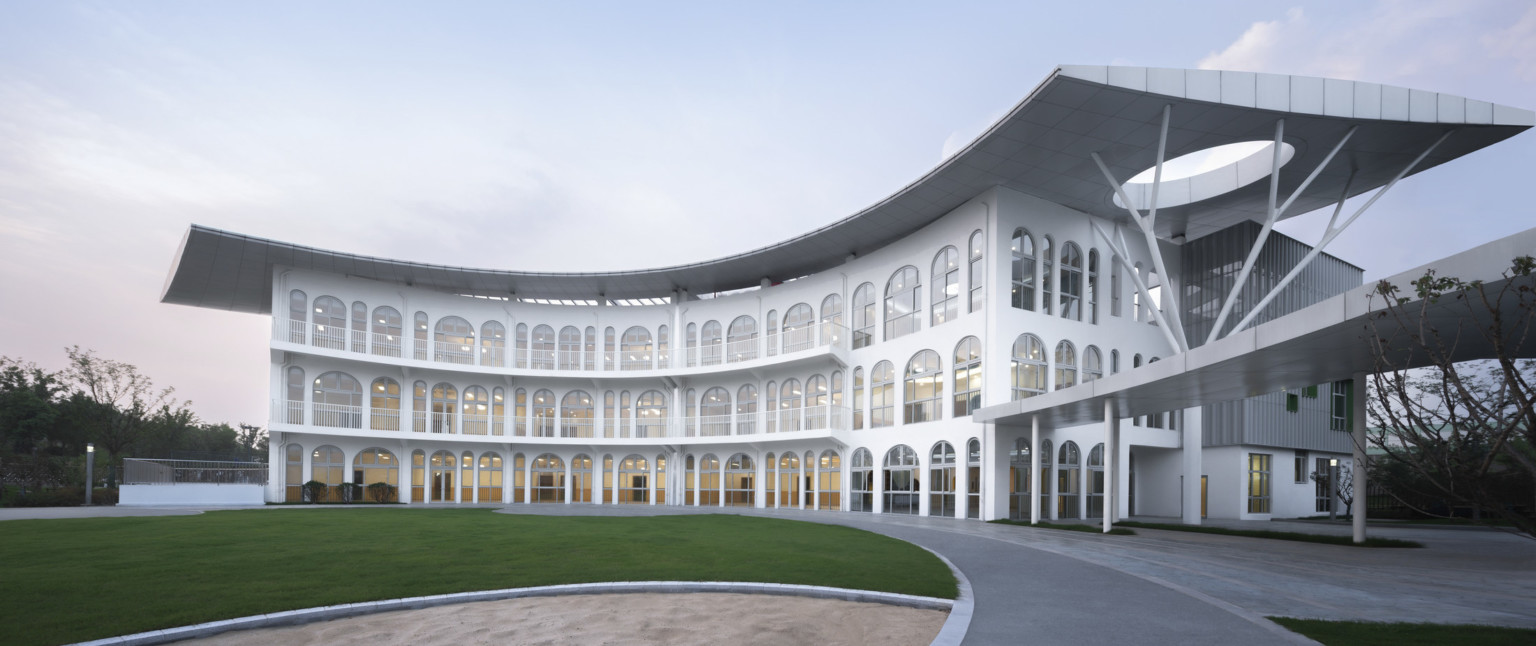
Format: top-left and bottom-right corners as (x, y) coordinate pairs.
(956, 446), (969, 519)
(1182, 405), (1203, 524)
(525, 458), (535, 505)
(1104, 399), (1117, 533)
(648, 460), (657, 505)
(872, 454), (885, 514)
(1352, 372), (1368, 544)
(917, 452), (930, 517)
(471, 457), (480, 503)
(1030, 417), (1041, 524)
(564, 459), (573, 504)
(985, 423), (1008, 521)
(811, 456), (820, 510)
(799, 456), (807, 510)
(717, 462), (725, 508)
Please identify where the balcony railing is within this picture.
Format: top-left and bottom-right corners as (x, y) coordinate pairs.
(461, 413), (490, 435)
(370, 407), (400, 431)
(371, 332), (402, 358)
(783, 325), (815, 353)
(621, 356), (653, 371)
(434, 341), (475, 365)
(726, 337), (758, 363)
(313, 402), (362, 429)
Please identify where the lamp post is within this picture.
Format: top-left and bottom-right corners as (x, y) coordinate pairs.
(85, 444), (95, 505)
(1328, 458), (1339, 521)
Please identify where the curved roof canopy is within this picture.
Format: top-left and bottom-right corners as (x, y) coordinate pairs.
(163, 65), (1533, 314)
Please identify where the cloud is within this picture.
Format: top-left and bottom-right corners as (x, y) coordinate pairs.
(1197, 7), (1305, 73)
(1483, 3), (1536, 82)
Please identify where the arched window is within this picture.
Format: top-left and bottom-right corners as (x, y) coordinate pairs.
(765, 309), (778, 357)
(515, 323), (529, 368)
(657, 324), (670, 367)
(572, 453), (593, 503)
(1011, 229), (1035, 310)
(461, 386), (489, 435)
(413, 312), (429, 360)
(1038, 438), (1054, 515)
(735, 384), (757, 435)
(480, 321), (506, 367)
(776, 453), (800, 508)
(686, 322), (698, 367)
(818, 449), (841, 511)
(1111, 256), (1124, 318)
(350, 301), (366, 353)
(850, 448), (874, 512)
(532, 454), (564, 503)
(431, 383), (458, 434)
(284, 443), (303, 501)
(371, 306), (402, 357)
(930, 441), (957, 517)
(931, 246), (960, 326)
(883, 445), (919, 515)
(1134, 353), (1143, 368)
(1060, 242), (1083, 320)
(433, 316), (475, 364)
(852, 367), (864, 430)
(413, 381), (427, 432)
(764, 381), (778, 433)
(805, 375), (828, 430)
(1055, 341), (1077, 390)
(618, 454), (649, 504)
(311, 445), (344, 500)
(966, 438), (982, 519)
(1088, 443), (1106, 518)
(561, 390), (594, 438)
(584, 326), (597, 370)
(851, 282), (876, 348)
(286, 290), (307, 343)
(636, 390), (667, 438)
(953, 337), (982, 417)
(492, 387), (505, 436)
(531, 389), (555, 437)
(884, 266), (921, 340)
(1040, 236), (1055, 315)
(619, 391), (631, 437)
(621, 326), (652, 370)
(558, 326), (583, 370)
(1058, 441), (1081, 519)
(604, 326), (616, 370)
(778, 378), (802, 432)
(727, 316), (757, 362)
(370, 377), (400, 431)
(724, 453), (755, 507)
(1083, 346), (1104, 382)
(312, 296), (347, 350)
(1111, 349), (1121, 375)
(1087, 249), (1100, 324)
(698, 453), (720, 506)
(700, 320), (723, 365)
(904, 350), (942, 424)
(1010, 437), (1031, 520)
(830, 370), (844, 429)
(782, 303), (815, 353)
(354, 448), (399, 500)
(471, 452), (499, 502)
(312, 371), (362, 429)
(700, 387), (730, 436)
(969, 229), (985, 313)
(284, 366), (304, 424)
(1011, 334), (1047, 400)
(514, 387), (527, 436)
(819, 294), (843, 348)
(870, 360), (895, 428)
(530, 324), (556, 370)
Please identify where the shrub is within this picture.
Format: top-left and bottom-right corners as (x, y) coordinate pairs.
(335, 482), (363, 503)
(301, 480), (327, 503)
(5, 487), (84, 508)
(366, 482), (397, 503)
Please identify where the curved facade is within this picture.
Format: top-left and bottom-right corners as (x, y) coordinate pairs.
(170, 65), (1531, 521)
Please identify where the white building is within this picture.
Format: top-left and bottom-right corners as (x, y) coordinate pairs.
(161, 65), (1532, 522)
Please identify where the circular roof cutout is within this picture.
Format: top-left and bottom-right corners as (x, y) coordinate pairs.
(1112, 141), (1295, 211)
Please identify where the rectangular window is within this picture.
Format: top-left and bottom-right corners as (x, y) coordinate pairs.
(1247, 453), (1271, 514)
(1294, 451), (1308, 484)
(1315, 457), (1332, 512)
(1285, 392), (1299, 413)
(1330, 380), (1351, 431)
(1303, 385), (1318, 398)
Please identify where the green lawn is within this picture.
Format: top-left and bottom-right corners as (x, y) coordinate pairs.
(0, 509), (955, 646)
(1270, 618), (1536, 645)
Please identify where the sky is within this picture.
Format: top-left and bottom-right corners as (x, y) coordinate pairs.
(1, 1), (1533, 428)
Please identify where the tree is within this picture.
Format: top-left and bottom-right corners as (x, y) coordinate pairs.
(60, 347), (188, 462)
(1310, 463), (1354, 517)
(0, 358), (64, 455)
(1365, 256), (1536, 537)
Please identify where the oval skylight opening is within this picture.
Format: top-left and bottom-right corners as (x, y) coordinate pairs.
(1113, 140), (1295, 211)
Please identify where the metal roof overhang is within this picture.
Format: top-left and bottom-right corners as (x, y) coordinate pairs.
(161, 65), (1534, 314)
(973, 226), (1536, 429)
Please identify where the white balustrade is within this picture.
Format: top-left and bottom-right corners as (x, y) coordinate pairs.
(312, 402), (362, 429)
(370, 407), (401, 431)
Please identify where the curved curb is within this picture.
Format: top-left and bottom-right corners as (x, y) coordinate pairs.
(921, 547), (974, 646)
(69, 581), (955, 646)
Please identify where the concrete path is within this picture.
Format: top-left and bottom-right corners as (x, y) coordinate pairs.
(9, 504), (1535, 645)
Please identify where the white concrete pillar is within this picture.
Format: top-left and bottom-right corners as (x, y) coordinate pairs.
(1352, 372), (1368, 544)
(755, 454), (767, 509)
(1182, 405), (1203, 524)
(811, 456), (820, 510)
(1048, 432), (1059, 521)
(1030, 417), (1041, 525)
(955, 443), (969, 519)
(1104, 399), (1118, 533)
(872, 454), (885, 514)
(648, 460), (657, 505)
(917, 451), (930, 517)
(564, 459), (572, 504)
(985, 423), (1008, 521)
(471, 457), (480, 503)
